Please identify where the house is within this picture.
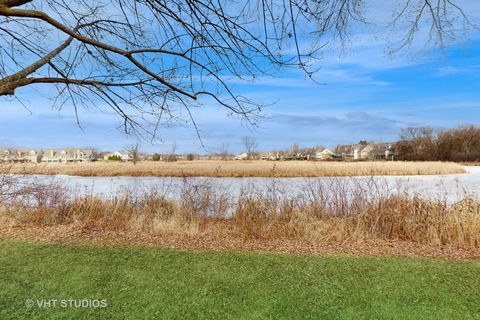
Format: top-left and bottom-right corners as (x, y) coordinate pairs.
(352, 144), (372, 160)
(98, 151), (112, 160)
(316, 148), (335, 160)
(257, 152), (278, 160)
(384, 144), (395, 160)
(0, 147), (96, 163)
(234, 152), (248, 160)
(360, 145), (373, 160)
(0, 148), (42, 163)
(372, 143), (397, 160)
(42, 148), (95, 162)
(42, 149), (63, 162)
(291, 152), (309, 160)
(259, 152), (269, 160)
(353, 145), (362, 160)
(77, 149), (95, 162)
(105, 151), (133, 161)
(334, 145), (355, 160)
(264, 151), (283, 161)
(0, 148), (13, 162)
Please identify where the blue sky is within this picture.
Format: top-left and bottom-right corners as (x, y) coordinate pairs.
(1, 2), (480, 154)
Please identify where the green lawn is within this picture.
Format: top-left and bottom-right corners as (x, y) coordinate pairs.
(0, 240), (479, 319)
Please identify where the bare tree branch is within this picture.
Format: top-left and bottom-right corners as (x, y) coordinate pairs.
(0, 0), (473, 142)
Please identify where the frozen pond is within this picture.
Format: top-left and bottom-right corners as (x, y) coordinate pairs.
(9, 166), (480, 204)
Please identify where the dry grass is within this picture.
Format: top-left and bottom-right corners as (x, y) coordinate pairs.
(2, 177), (480, 259)
(9, 160), (465, 177)
(232, 193), (480, 249)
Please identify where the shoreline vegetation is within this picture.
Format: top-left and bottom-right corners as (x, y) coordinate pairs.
(7, 160), (466, 177)
(1, 176), (479, 260)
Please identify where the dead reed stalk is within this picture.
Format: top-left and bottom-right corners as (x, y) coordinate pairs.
(7, 160), (466, 178)
(1, 175), (479, 249)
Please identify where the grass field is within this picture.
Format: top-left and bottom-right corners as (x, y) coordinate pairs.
(0, 240), (479, 319)
(9, 160), (465, 177)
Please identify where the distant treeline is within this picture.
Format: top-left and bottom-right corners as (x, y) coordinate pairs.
(396, 125), (480, 162)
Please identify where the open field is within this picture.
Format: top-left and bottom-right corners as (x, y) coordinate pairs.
(9, 160), (465, 177)
(1, 240), (480, 319)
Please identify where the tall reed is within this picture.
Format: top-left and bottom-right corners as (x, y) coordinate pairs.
(8, 160), (465, 177)
(2, 175), (479, 249)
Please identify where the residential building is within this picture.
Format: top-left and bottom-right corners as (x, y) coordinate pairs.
(105, 151), (133, 161)
(316, 148), (335, 160)
(0, 148), (42, 163)
(41, 148), (95, 162)
(234, 152), (248, 160)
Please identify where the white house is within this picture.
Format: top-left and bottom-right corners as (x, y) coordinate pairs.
(105, 151), (133, 161)
(353, 146), (361, 160)
(360, 145), (373, 159)
(353, 145), (372, 160)
(316, 148), (335, 160)
(234, 152), (248, 160)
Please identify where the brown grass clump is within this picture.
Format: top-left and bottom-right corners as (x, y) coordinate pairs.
(9, 160), (465, 177)
(2, 176), (480, 257)
(231, 194), (480, 249)
(16, 194), (202, 236)
(9, 179), (230, 237)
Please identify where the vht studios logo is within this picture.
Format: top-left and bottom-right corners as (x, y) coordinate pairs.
(25, 299), (108, 308)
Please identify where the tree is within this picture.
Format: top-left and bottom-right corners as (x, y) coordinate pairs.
(165, 142), (177, 162)
(0, 0), (472, 138)
(291, 143), (300, 160)
(219, 143), (230, 161)
(90, 148), (99, 162)
(396, 125), (480, 161)
(152, 153), (161, 161)
(437, 125), (480, 161)
(305, 147), (318, 160)
(185, 153), (196, 161)
(242, 136), (258, 160)
(107, 154), (122, 161)
(397, 127), (436, 160)
(0, 163), (18, 202)
(126, 143), (140, 165)
(370, 142), (387, 160)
